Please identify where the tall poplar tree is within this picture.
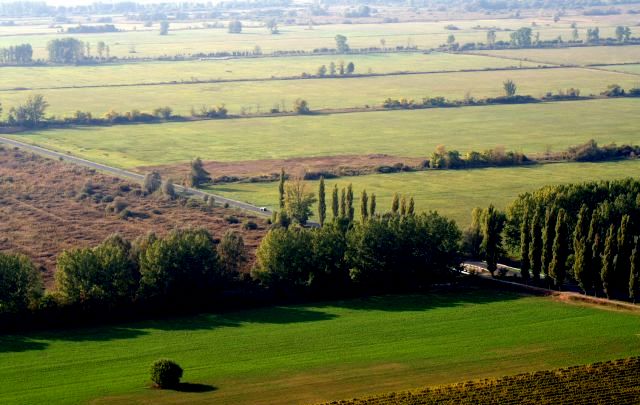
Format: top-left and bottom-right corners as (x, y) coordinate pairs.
(331, 185), (339, 219)
(548, 209), (569, 289)
(360, 190), (369, 221)
(391, 193), (400, 214)
(408, 197), (415, 216)
(370, 193), (377, 217)
(519, 207), (530, 281)
(318, 177), (326, 227)
(630, 237), (639, 302)
(482, 205), (504, 276)
(340, 188), (346, 218)
(601, 224), (617, 299)
(573, 205), (590, 293)
(400, 196), (407, 216)
(346, 184), (354, 222)
(541, 207), (556, 277)
(529, 206), (543, 281)
(616, 215), (632, 291)
(278, 168), (285, 209)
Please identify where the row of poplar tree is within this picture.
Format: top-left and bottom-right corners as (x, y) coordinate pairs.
(490, 178), (640, 301)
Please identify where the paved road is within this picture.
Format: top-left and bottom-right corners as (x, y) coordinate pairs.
(0, 135), (271, 216)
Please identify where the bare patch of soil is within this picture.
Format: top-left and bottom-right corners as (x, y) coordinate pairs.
(137, 154), (424, 184)
(0, 148), (266, 286)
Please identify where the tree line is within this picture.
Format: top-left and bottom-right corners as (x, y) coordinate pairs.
(0, 44), (32, 64)
(0, 178), (462, 330)
(470, 178), (640, 301)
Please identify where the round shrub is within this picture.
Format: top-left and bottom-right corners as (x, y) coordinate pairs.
(150, 359), (183, 388)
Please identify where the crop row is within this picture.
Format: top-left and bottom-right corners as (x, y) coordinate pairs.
(318, 358), (640, 405)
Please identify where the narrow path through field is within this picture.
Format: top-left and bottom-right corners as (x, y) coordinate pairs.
(0, 135), (270, 216)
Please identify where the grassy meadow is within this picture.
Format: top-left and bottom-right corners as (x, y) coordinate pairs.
(10, 98), (640, 169)
(1, 290), (639, 405)
(474, 45), (640, 66)
(0, 53), (539, 90)
(2, 67), (635, 116)
(0, 19), (627, 59)
(209, 160), (640, 227)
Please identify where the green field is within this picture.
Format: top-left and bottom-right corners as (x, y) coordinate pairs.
(209, 160), (640, 227)
(0, 53), (539, 90)
(473, 45), (640, 66)
(2, 67), (634, 116)
(0, 19), (625, 59)
(600, 64), (640, 75)
(10, 98), (640, 169)
(1, 290), (639, 405)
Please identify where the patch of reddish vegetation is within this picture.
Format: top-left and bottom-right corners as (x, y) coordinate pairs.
(138, 154), (424, 184)
(0, 148), (267, 286)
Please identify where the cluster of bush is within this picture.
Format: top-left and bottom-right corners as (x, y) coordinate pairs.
(563, 140), (640, 163)
(428, 146), (529, 170)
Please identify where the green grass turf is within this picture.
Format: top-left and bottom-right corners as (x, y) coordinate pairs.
(0, 19), (626, 59)
(2, 67), (633, 116)
(0, 52), (538, 90)
(208, 160), (640, 227)
(10, 98), (640, 169)
(0, 290), (639, 405)
(599, 64), (640, 76)
(473, 45), (640, 66)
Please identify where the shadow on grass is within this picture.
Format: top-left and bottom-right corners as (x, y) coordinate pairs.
(0, 335), (48, 353)
(0, 306), (337, 353)
(315, 286), (527, 312)
(172, 382), (217, 393)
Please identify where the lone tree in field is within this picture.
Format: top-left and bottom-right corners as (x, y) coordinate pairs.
(482, 205), (505, 277)
(548, 209), (569, 289)
(346, 61), (355, 74)
(266, 19), (278, 34)
(318, 177), (326, 226)
(519, 207), (531, 281)
(601, 225), (617, 299)
(143, 171), (162, 194)
(150, 359), (183, 389)
(529, 206), (543, 281)
(159, 20), (169, 35)
(228, 20), (242, 34)
(503, 80), (517, 97)
(335, 34), (349, 53)
(294, 99), (310, 114)
(190, 157), (211, 187)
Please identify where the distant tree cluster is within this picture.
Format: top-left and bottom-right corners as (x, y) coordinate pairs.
(316, 60), (355, 76)
(0, 44), (32, 64)
(46, 38), (85, 64)
(67, 24), (118, 34)
(428, 145), (528, 170)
